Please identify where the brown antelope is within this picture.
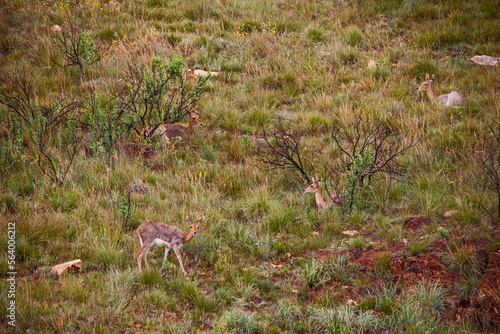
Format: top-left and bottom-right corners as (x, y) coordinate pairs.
(149, 111), (202, 142)
(304, 174), (343, 212)
(136, 216), (205, 276)
(417, 73), (466, 107)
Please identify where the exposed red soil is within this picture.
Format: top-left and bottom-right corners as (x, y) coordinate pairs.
(479, 251), (500, 294)
(466, 238), (488, 249)
(150, 164), (168, 172)
(390, 242), (407, 254)
(117, 142), (157, 159)
(283, 214), (500, 331)
(390, 254), (460, 286)
(430, 239), (449, 252)
(453, 296), (500, 330)
(403, 216), (431, 230)
(313, 249), (345, 261)
(351, 249), (384, 268)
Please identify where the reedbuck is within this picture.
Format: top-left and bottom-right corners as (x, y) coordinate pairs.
(136, 216), (205, 276)
(304, 174), (343, 212)
(150, 111), (203, 142)
(417, 73), (466, 107)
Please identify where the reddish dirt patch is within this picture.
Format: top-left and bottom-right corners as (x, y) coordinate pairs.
(479, 252), (500, 294)
(118, 143), (157, 159)
(453, 296), (500, 330)
(142, 148), (156, 159)
(390, 254), (460, 286)
(313, 249), (344, 261)
(390, 242), (407, 254)
(404, 216), (431, 230)
(462, 237), (487, 249)
(351, 249), (383, 268)
(150, 164), (168, 172)
(430, 239), (449, 252)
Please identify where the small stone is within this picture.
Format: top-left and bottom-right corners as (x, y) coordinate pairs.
(50, 25), (62, 33)
(443, 210), (457, 218)
(51, 259), (82, 276)
(367, 59), (377, 70)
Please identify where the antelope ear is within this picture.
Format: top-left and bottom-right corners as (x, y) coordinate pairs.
(311, 176), (315, 182)
(198, 216), (205, 224)
(425, 73), (430, 80)
(186, 216), (193, 224)
(430, 74), (435, 82)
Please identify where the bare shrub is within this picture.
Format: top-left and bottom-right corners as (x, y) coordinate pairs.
(473, 124), (500, 221)
(80, 90), (123, 156)
(52, 23), (99, 70)
(0, 68), (82, 185)
(114, 56), (209, 138)
(257, 119), (314, 183)
(331, 114), (414, 211)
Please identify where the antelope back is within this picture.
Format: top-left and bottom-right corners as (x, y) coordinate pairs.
(136, 221), (184, 246)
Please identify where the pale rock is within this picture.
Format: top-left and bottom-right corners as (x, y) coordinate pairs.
(367, 59), (377, 70)
(51, 259), (82, 276)
(187, 69), (220, 78)
(50, 25), (62, 33)
(443, 210), (457, 218)
(470, 55), (500, 66)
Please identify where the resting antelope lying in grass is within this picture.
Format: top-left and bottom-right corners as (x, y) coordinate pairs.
(149, 111), (203, 142)
(136, 216), (205, 276)
(417, 73), (466, 107)
(304, 174), (343, 212)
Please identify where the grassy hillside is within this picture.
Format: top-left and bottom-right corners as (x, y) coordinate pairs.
(1, 0), (499, 332)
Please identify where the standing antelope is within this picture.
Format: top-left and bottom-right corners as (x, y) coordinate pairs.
(136, 216), (205, 276)
(304, 174), (343, 212)
(417, 73), (466, 107)
(149, 111), (203, 142)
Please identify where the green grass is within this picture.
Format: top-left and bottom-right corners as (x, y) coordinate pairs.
(0, 0), (499, 332)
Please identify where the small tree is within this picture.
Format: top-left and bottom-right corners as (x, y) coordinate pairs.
(331, 114), (414, 211)
(257, 119), (314, 183)
(52, 23), (98, 70)
(114, 56), (209, 138)
(343, 148), (373, 212)
(80, 90), (123, 157)
(474, 125), (500, 221)
(0, 68), (82, 185)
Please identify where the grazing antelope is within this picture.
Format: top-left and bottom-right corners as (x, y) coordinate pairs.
(136, 216), (205, 276)
(304, 174), (344, 212)
(417, 73), (466, 107)
(149, 111), (203, 142)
